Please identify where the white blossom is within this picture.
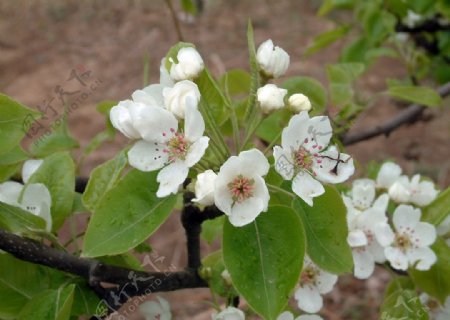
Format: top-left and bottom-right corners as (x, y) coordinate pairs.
(277, 311), (323, 320)
(257, 84), (287, 113)
(294, 256), (337, 313)
(192, 170), (217, 206)
(376, 162), (402, 189)
(288, 94), (312, 113)
(256, 39), (290, 78)
(389, 174), (438, 207)
(169, 47), (204, 81)
(22, 159), (43, 183)
(139, 296), (171, 320)
(375, 205), (437, 271)
(163, 80), (201, 119)
(212, 307), (245, 320)
(273, 112), (354, 206)
(420, 294), (450, 320)
(109, 100), (143, 139)
(214, 149), (270, 227)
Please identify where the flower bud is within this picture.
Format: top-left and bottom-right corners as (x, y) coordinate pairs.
(256, 39), (290, 78)
(389, 180), (411, 203)
(256, 84), (287, 113)
(288, 93), (312, 113)
(163, 80), (201, 119)
(169, 47), (204, 81)
(109, 100), (142, 139)
(221, 269), (232, 286)
(192, 170), (217, 206)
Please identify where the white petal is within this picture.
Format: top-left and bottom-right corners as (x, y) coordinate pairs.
(184, 100), (205, 142)
(128, 140), (168, 172)
(367, 240), (387, 263)
(281, 111), (310, 151)
(351, 179), (376, 210)
(316, 270), (337, 294)
(413, 222), (437, 247)
(374, 223), (395, 246)
(130, 103), (178, 143)
(393, 204), (421, 231)
(156, 162), (189, 197)
(21, 183), (52, 231)
(357, 207), (387, 230)
(297, 315), (323, 320)
(388, 177), (411, 203)
(376, 162), (402, 189)
(313, 147), (354, 184)
(347, 229), (368, 247)
(22, 159), (43, 184)
(385, 247), (409, 271)
(238, 149), (270, 177)
(185, 136), (209, 167)
(109, 100), (141, 139)
(159, 58), (175, 88)
(407, 247), (437, 270)
(0, 181), (24, 205)
(252, 175), (270, 212)
(372, 193), (389, 213)
(214, 175), (234, 214)
(352, 249), (375, 279)
(292, 172), (325, 206)
(273, 146), (295, 180)
(294, 285), (323, 314)
(229, 196), (265, 227)
(192, 170), (217, 206)
(412, 180), (439, 207)
(277, 311), (294, 320)
(306, 115), (332, 150)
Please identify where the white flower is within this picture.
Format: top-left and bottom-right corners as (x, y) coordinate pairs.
(127, 102), (209, 197)
(109, 100), (143, 139)
(212, 307), (245, 320)
(131, 83), (166, 109)
(273, 112), (354, 206)
(277, 311), (323, 320)
(192, 170), (217, 206)
(256, 39), (290, 78)
(214, 149), (270, 227)
(389, 175), (438, 207)
(139, 296), (171, 320)
(294, 256), (337, 313)
(0, 181), (52, 231)
(288, 94), (312, 113)
(375, 205), (437, 271)
(420, 294), (450, 320)
(405, 10), (422, 28)
(169, 47), (204, 81)
(22, 159), (43, 183)
(376, 162), (402, 189)
(163, 80), (201, 119)
(257, 84), (287, 113)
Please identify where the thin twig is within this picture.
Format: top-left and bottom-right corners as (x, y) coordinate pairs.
(165, 0), (184, 42)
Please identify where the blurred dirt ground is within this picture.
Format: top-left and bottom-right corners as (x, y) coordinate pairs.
(0, 0), (449, 319)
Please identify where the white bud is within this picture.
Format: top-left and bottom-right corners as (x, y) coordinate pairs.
(221, 269), (232, 286)
(169, 47), (204, 81)
(257, 84), (287, 113)
(109, 100), (142, 139)
(212, 307), (245, 320)
(376, 162), (402, 189)
(22, 159), (43, 183)
(388, 180), (411, 203)
(256, 39), (290, 78)
(192, 170), (217, 206)
(163, 80), (201, 119)
(288, 93), (312, 113)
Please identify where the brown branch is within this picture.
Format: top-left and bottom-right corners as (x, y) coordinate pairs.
(341, 82), (450, 146)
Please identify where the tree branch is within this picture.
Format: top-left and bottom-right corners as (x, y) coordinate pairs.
(341, 82), (450, 146)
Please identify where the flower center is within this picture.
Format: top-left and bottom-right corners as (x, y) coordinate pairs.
(300, 266), (318, 285)
(395, 233), (412, 251)
(293, 147), (314, 170)
(164, 130), (190, 162)
(227, 175), (255, 203)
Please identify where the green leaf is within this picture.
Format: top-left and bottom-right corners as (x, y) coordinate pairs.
(340, 38), (369, 63)
(0, 146), (29, 166)
(181, 0), (197, 15)
(363, 10), (396, 45)
(0, 94), (41, 156)
(305, 25), (350, 56)
(219, 69), (251, 97)
(71, 192), (87, 214)
(0, 201), (46, 232)
(387, 85), (443, 107)
(327, 63), (365, 107)
(18, 284), (75, 320)
(380, 289), (429, 320)
(223, 206), (305, 320)
(29, 120), (79, 157)
(98, 253), (144, 271)
(201, 215), (225, 244)
(410, 237), (450, 304)
(318, 0), (355, 16)
(201, 250), (237, 297)
(293, 186), (353, 274)
(82, 170), (176, 257)
(0, 163), (20, 182)
(27, 152), (75, 231)
(423, 187), (450, 225)
(281, 76), (328, 115)
(71, 281), (101, 317)
(82, 150), (128, 212)
(256, 109), (291, 143)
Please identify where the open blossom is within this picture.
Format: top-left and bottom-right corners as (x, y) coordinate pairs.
(288, 94), (311, 113)
(212, 307), (245, 320)
(257, 84), (287, 113)
(294, 256), (337, 313)
(256, 39), (290, 78)
(375, 205), (437, 271)
(278, 312), (323, 320)
(169, 47), (204, 81)
(192, 170), (217, 206)
(389, 174), (438, 207)
(273, 111), (354, 206)
(163, 80), (201, 119)
(214, 149), (270, 227)
(139, 296), (171, 320)
(0, 181), (52, 232)
(124, 102), (209, 197)
(376, 162), (402, 189)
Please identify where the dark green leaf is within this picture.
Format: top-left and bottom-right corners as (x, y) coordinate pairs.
(387, 85), (443, 107)
(423, 187), (450, 225)
(305, 25), (350, 56)
(0, 201), (46, 232)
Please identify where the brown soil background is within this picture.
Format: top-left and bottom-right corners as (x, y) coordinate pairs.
(1, 0), (449, 319)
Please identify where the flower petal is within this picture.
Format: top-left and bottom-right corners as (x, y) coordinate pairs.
(277, 311), (294, 320)
(185, 137), (209, 168)
(313, 146), (354, 184)
(413, 180), (439, 207)
(0, 181), (24, 205)
(376, 162), (402, 189)
(229, 196), (265, 227)
(22, 159), (43, 184)
(385, 247), (409, 271)
(393, 204), (421, 231)
(292, 172), (325, 206)
(294, 285), (323, 314)
(307, 115), (332, 150)
(413, 222), (437, 247)
(407, 247), (437, 271)
(132, 84), (165, 108)
(21, 183), (52, 231)
(347, 229), (368, 247)
(184, 100), (205, 142)
(156, 162), (189, 197)
(351, 179), (376, 210)
(281, 111), (310, 151)
(372, 193), (389, 213)
(353, 249), (375, 279)
(238, 149), (270, 177)
(109, 100), (141, 139)
(273, 146), (295, 180)
(252, 175), (270, 212)
(316, 270), (337, 294)
(374, 223), (395, 247)
(128, 140), (168, 172)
